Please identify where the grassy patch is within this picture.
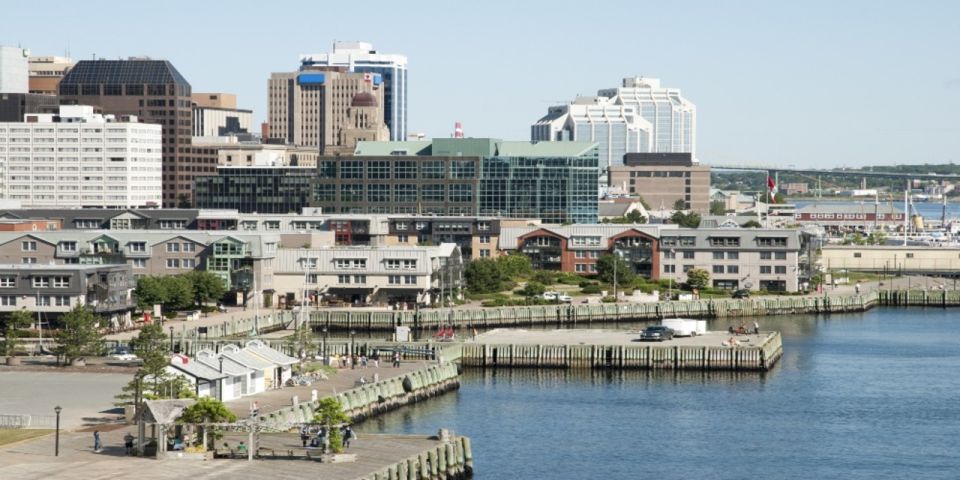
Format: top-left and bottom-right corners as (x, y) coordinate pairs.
(0, 429), (53, 446)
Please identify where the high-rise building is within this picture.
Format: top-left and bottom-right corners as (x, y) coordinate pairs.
(267, 68), (389, 153)
(598, 77), (696, 157)
(28, 56), (74, 95)
(0, 46), (29, 94)
(0, 105), (162, 208)
(299, 42), (408, 141)
(191, 93), (252, 137)
(531, 96), (652, 169)
(533, 77), (696, 167)
(58, 59), (213, 207)
(0, 93), (59, 122)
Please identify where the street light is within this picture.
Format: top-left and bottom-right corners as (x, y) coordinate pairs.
(322, 327), (328, 360)
(169, 326), (174, 353)
(218, 357), (225, 401)
(54, 405), (62, 456)
(350, 329), (356, 368)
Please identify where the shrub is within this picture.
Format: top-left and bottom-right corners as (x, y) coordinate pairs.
(581, 284), (603, 294)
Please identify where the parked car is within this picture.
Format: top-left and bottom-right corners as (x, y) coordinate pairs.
(109, 348), (138, 361)
(639, 325), (675, 342)
(731, 289), (751, 299)
(542, 291), (558, 301)
(557, 293), (573, 303)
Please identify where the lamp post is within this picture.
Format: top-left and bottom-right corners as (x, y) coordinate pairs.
(350, 329), (356, 368)
(169, 326), (174, 353)
(218, 357), (225, 401)
(322, 327), (328, 361)
(54, 405), (62, 456)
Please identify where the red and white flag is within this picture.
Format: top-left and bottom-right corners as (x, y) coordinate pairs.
(767, 175), (778, 202)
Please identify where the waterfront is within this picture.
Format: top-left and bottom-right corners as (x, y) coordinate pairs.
(359, 308), (960, 479)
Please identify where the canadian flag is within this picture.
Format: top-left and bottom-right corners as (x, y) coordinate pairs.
(363, 73), (373, 83)
(767, 175), (778, 203)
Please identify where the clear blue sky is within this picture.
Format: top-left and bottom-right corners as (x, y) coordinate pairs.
(4, 0), (959, 168)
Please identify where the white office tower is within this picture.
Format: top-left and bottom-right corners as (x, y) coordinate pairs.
(0, 46), (29, 93)
(0, 106), (162, 208)
(531, 96), (652, 169)
(299, 42), (408, 140)
(598, 77), (696, 158)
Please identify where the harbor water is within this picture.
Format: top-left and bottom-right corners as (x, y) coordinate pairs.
(358, 308), (960, 479)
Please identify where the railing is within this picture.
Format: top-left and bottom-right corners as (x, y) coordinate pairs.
(0, 414), (57, 429)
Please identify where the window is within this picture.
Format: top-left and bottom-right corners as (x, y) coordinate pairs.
(760, 266), (772, 274)
(166, 259), (181, 268)
(263, 221), (280, 231)
(385, 259), (417, 270)
(59, 241), (77, 252)
(480, 235), (490, 244)
(182, 259), (196, 269)
(306, 274), (318, 284)
(183, 243), (197, 252)
(37, 296), (52, 306)
(664, 265), (676, 273)
(727, 265), (739, 274)
(712, 252), (724, 260)
(353, 275), (366, 284)
(132, 259), (146, 269)
(570, 236), (601, 247)
(727, 252), (739, 260)
(760, 252), (772, 260)
(388, 275), (401, 285)
(0, 276), (16, 288)
(853, 252), (862, 258)
(682, 251), (695, 259)
(397, 234), (409, 243)
(21, 241), (37, 252)
(682, 265), (694, 273)
(129, 242), (146, 253)
(712, 265), (725, 274)
(55, 295), (71, 307)
(404, 275), (416, 285)
(158, 220), (187, 229)
(338, 275), (351, 284)
(0, 296), (16, 306)
(341, 160), (363, 179)
(166, 243), (181, 253)
(905, 253), (914, 259)
(32, 277), (50, 288)
(775, 252), (787, 260)
(757, 237), (787, 247)
(335, 259), (366, 269)
(774, 266), (788, 274)
(480, 249), (491, 258)
(395, 222), (409, 231)
(22, 257), (37, 264)
(300, 258), (319, 269)
(52, 276), (70, 288)
(708, 237), (740, 247)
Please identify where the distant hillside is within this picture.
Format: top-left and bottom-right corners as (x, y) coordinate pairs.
(711, 163), (960, 195)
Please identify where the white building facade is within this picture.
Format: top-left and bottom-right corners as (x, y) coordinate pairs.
(598, 77), (696, 158)
(531, 96), (652, 169)
(0, 46), (29, 94)
(191, 106), (253, 137)
(299, 41), (408, 141)
(0, 105), (162, 208)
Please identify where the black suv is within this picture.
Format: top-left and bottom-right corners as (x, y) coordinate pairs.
(731, 289), (751, 299)
(639, 326), (674, 342)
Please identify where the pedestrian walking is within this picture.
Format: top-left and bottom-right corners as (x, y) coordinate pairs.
(300, 425), (310, 447)
(342, 426), (354, 448)
(855, 282), (861, 294)
(392, 351), (401, 368)
(123, 432), (135, 455)
(93, 430), (102, 452)
(250, 401), (260, 418)
(753, 321), (760, 335)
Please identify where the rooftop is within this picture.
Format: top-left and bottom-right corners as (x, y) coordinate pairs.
(354, 138), (598, 158)
(60, 59), (190, 87)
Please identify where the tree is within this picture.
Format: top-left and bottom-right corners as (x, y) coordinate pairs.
(180, 396), (238, 451)
(673, 199), (688, 211)
(670, 211), (701, 228)
(595, 254), (636, 286)
(685, 268), (710, 290)
(313, 398), (350, 453)
(2, 310), (32, 357)
(160, 275), (194, 311)
(624, 210), (647, 224)
(496, 254), (532, 279)
(519, 281), (546, 298)
(184, 271), (228, 307)
(464, 258), (504, 293)
(531, 270), (555, 286)
(129, 324), (170, 393)
(741, 219), (763, 228)
(709, 201), (727, 215)
(286, 323), (312, 372)
(56, 304), (104, 365)
(867, 231), (887, 245)
(134, 276), (168, 310)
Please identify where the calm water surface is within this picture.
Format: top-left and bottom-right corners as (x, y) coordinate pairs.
(357, 309), (960, 479)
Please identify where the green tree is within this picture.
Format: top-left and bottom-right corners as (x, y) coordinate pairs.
(180, 396), (238, 450)
(56, 304), (104, 365)
(741, 219), (763, 228)
(464, 258), (504, 293)
(531, 270), (555, 286)
(519, 281), (546, 298)
(2, 310), (32, 357)
(286, 323), (312, 372)
(134, 276), (168, 310)
(685, 268), (710, 290)
(670, 211), (702, 228)
(496, 254), (532, 279)
(183, 271), (228, 308)
(595, 254), (636, 286)
(709, 201), (727, 215)
(129, 324), (170, 392)
(867, 231), (887, 245)
(312, 398), (350, 453)
(673, 199), (688, 211)
(624, 210), (647, 224)
(161, 275), (194, 311)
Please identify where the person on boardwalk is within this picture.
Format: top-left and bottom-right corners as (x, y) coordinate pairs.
(753, 321), (760, 335)
(93, 430), (101, 452)
(342, 426), (354, 448)
(123, 432), (134, 455)
(392, 351), (401, 368)
(300, 425), (310, 447)
(855, 282), (861, 295)
(250, 401), (260, 418)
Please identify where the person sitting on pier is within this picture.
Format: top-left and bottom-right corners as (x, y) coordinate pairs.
(237, 441), (248, 454)
(723, 337), (740, 347)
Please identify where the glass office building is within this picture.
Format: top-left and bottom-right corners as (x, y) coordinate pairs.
(193, 167), (315, 214)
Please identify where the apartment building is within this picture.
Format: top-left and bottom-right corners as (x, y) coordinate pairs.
(0, 263), (135, 323)
(0, 105), (162, 208)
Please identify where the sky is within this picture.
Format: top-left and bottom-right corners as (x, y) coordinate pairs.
(3, 0), (959, 168)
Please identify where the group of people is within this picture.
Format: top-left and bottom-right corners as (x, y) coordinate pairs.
(299, 424), (356, 451)
(728, 321), (760, 336)
(332, 353), (382, 369)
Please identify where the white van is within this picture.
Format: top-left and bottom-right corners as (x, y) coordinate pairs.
(661, 318), (707, 337)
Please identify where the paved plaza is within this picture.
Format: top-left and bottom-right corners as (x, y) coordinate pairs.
(0, 372), (130, 429)
(475, 327), (772, 347)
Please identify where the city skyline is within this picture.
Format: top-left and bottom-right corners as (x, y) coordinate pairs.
(2, 0), (959, 168)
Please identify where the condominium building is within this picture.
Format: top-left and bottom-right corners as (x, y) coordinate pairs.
(531, 96), (652, 169)
(28, 56), (74, 95)
(58, 59), (209, 207)
(266, 68), (389, 153)
(607, 153), (711, 212)
(0, 46), (29, 94)
(300, 41), (408, 140)
(597, 77), (696, 157)
(0, 105), (162, 208)
(191, 93), (252, 137)
(0, 263), (135, 324)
